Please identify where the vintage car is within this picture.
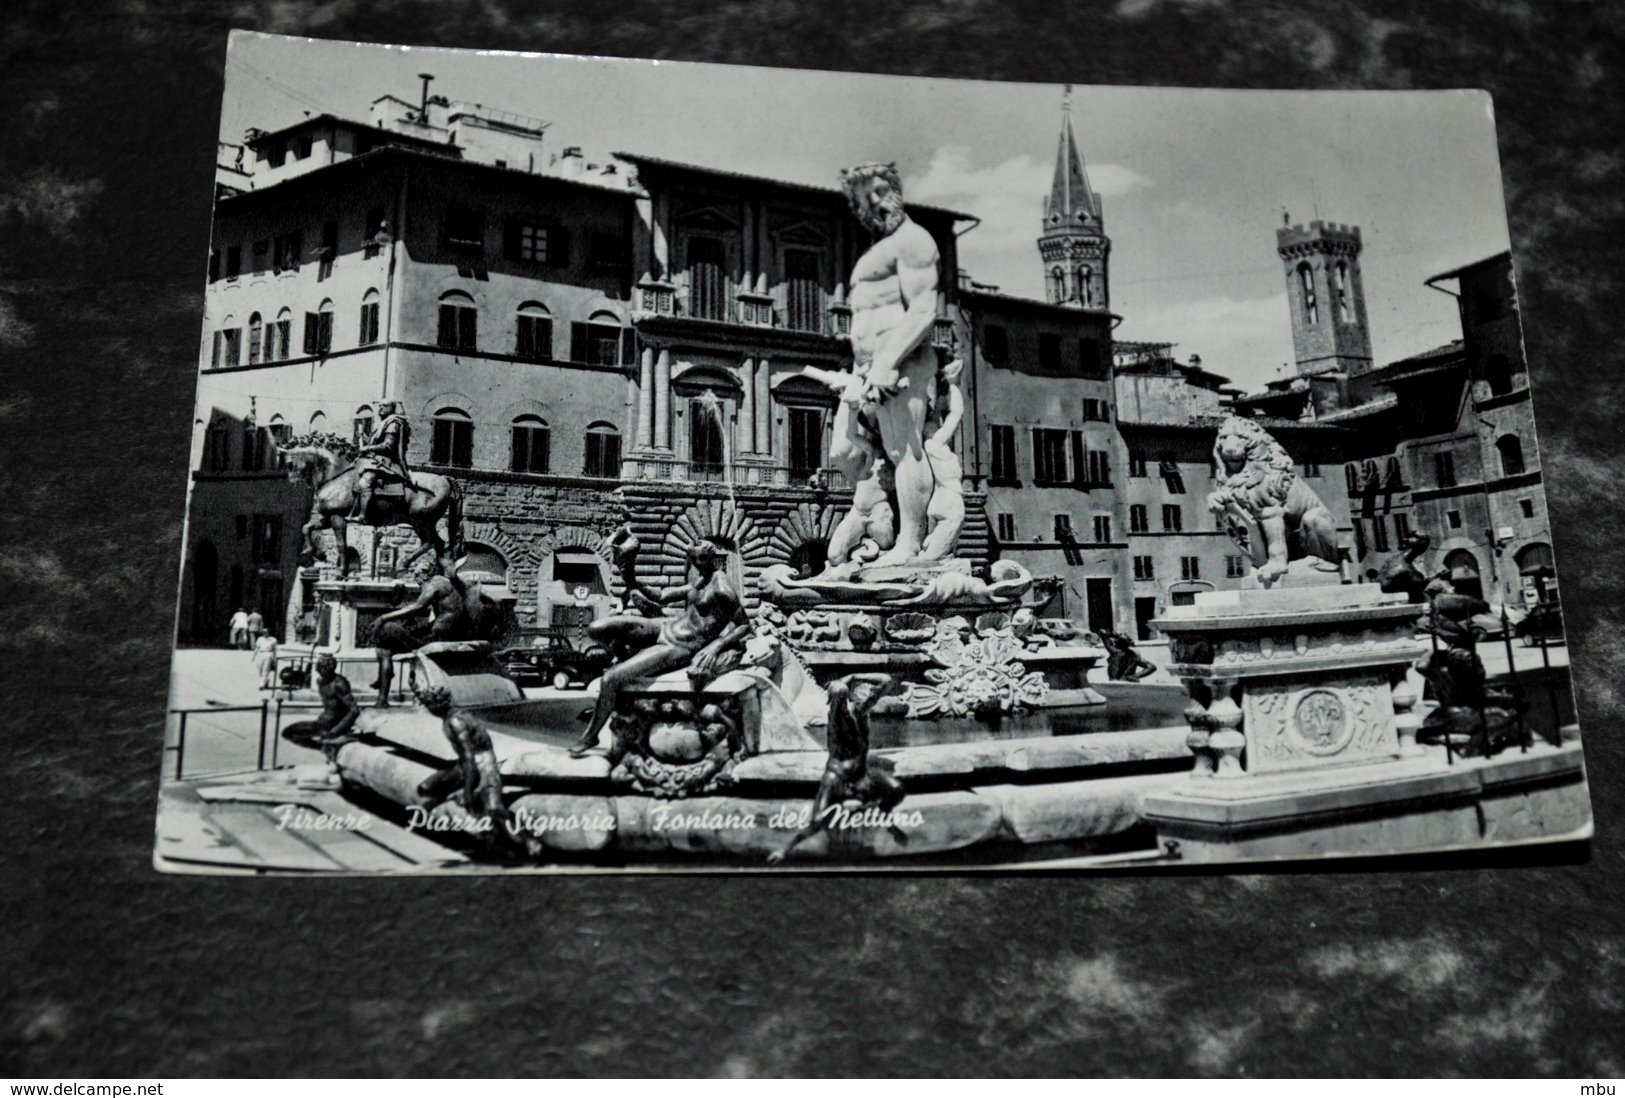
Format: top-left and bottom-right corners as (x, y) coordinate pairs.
(1514, 601), (1564, 648)
(496, 630), (613, 690)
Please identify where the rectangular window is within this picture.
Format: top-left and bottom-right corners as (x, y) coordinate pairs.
(1159, 459), (1186, 494)
(983, 324), (1009, 364)
(1226, 555), (1247, 578)
(204, 424), (230, 471)
(784, 250), (824, 333)
(1032, 428), (1070, 485)
(1086, 449), (1112, 487)
(1161, 504), (1183, 532)
(1519, 497), (1535, 519)
(687, 236), (728, 321)
(304, 311), (332, 355)
(788, 407), (825, 480)
(295, 132), (313, 160)
(1133, 555), (1155, 581)
(251, 238), (269, 273)
(585, 430), (621, 478)
(589, 232), (625, 272)
(1078, 338), (1106, 378)
(274, 318), (291, 361)
(272, 231), (302, 272)
(225, 245), (241, 279)
(358, 301), (380, 346)
(989, 425), (1018, 484)
(1181, 556), (1201, 581)
(1082, 398), (1111, 423)
(1038, 333), (1063, 373)
(1129, 504), (1148, 533)
(511, 422), (550, 474)
(1302, 462), (1321, 478)
(1435, 450), (1457, 489)
(443, 207), (484, 253)
(516, 314), (553, 360)
(1372, 515), (1390, 553)
(251, 514), (282, 565)
(268, 141), (286, 169)
(430, 418), (474, 468)
(1128, 450), (1148, 478)
(1092, 515), (1112, 543)
(1053, 515), (1075, 540)
(996, 513), (1016, 541)
(438, 304), (477, 351)
(570, 321), (628, 366)
(507, 220), (548, 263)
(1447, 509), (1463, 529)
(220, 328), (241, 367)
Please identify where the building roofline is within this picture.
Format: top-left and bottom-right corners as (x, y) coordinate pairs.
(611, 151), (977, 222)
(214, 144), (635, 209)
(960, 285), (1118, 321)
(243, 113), (454, 155)
(1424, 250), (1512, 286)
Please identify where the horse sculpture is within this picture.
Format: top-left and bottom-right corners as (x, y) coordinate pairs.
(277, 433), (463, 578)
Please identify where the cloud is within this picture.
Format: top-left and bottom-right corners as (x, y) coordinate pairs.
(1114, 291), (1295, 392)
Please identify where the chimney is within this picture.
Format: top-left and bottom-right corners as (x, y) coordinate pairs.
(560, 146), (583, 176)
(418, 73), (435, 119)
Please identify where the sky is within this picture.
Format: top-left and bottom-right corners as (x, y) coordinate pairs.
(221, 33), (1513, 393)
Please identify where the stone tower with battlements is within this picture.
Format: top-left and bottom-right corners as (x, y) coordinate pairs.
(1039, 88), (1109, 310)
(1277, 219), (1373, 377)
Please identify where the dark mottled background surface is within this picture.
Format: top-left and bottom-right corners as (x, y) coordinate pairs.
(2, 0), (1622, 1078)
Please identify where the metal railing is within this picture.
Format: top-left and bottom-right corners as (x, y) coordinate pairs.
(622, 457), (851, 491)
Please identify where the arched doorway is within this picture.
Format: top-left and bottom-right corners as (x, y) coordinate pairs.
(1515, 542), (1556, 605)
(1443, 549), (1483, 601)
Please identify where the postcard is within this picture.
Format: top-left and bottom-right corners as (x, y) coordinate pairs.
(155, 33), (1592, 873)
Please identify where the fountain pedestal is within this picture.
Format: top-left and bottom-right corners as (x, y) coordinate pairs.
(1142, 585), (1444, 859)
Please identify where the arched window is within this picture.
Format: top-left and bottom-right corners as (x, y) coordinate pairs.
(430, 407), (474, 468)
(212, 315), (241, 368)
(267, 414), (290, 468)
(1516, 542), (1557, 604)
(308, 410), (328, 435)
(1497, 434), (1526, 477)
(1345, 463), (1360, 495)
(437, 290), (477, 351)
(1077, 266), (1094, 307)
(1298, 263), (1318, 325)
(273, 308), (293, 361)
(572, 309), (629, 366)
(247, 312), (264, 365)
(457, 544), (508, 586)
(515, 301), (552, 360)
(1383, 456), (1404, 491)
(358, 288), (380, 346)
(1334, 261), (1352, 323)
(511, 415), (550, 473)
(1049, 266), (1066, 302)
(203, 416), (230, 472)
(552, 547), (607, 595)
(352, 405), (376, 446)
(584, 422), (621, 478)
(302, 299), (334, 355)
(689, 397), (727, 480)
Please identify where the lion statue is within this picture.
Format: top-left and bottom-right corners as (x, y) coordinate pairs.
(1206, 415), (1341, 588)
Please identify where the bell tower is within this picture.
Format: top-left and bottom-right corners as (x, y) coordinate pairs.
(1039, 87), (1109, 310)
(1277, 218), (1373, 377)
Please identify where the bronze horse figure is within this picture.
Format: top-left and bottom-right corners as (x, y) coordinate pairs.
(277, 433), (463, 577)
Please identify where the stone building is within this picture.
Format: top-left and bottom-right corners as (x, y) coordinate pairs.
(181, 99), (640, 643)
(1229, 226), (1555, 610)
(1114, 344), (1358, 640)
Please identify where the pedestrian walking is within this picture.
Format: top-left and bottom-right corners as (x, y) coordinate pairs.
(253, 632), (279, 689)
(228, 607), (250, 649)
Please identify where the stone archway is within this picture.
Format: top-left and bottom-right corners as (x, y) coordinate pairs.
(659, 498), (768, 606)
(766, 502), (840, 579)
(531, 524), (617, 631)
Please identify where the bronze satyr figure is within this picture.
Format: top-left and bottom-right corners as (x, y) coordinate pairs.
(769, 673), (908, 864)
(414, 685), (508, 825)
(280, 653), (360, 761)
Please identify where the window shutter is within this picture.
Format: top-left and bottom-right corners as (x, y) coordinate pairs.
(1030, 429), (1043, 482)
(620, 327), (637, 367)
(511, 428), (525, 472)
(303, 313), (317, 355)
(318, 311), (332, 352)
(536, 319), (553, 361)
(1071, 431), (1086, 486)
(552, 227), (571, 267)
(458, 307), (476, 350)
(570, 322), (587, 364)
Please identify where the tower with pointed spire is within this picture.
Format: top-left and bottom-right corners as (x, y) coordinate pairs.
(1039, 86), (1110, 309)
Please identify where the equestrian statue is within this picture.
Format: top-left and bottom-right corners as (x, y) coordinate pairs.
(277, 401), (464, 578)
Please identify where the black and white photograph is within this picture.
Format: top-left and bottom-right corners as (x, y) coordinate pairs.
(153, 34), (1592, 873)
